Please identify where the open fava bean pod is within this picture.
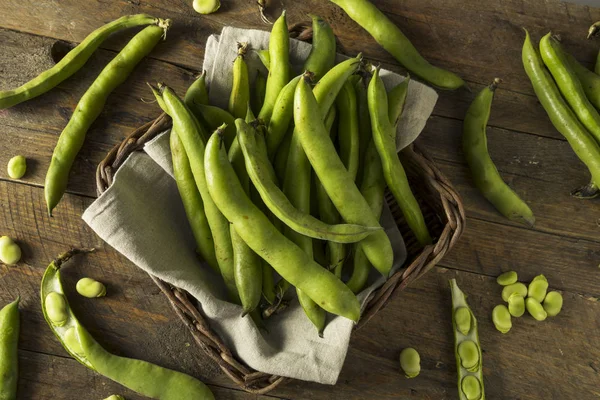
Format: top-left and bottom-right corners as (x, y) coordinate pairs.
(450, 279), (485, 400)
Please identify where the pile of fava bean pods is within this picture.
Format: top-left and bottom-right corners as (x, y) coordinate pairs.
(148, 10), (437, 336)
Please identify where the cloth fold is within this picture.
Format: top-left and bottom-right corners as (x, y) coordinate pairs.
(83, 26), (438, 385)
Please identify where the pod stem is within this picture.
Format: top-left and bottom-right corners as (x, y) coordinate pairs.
(157, 18), (172, 39)
(237, 42), (249, 57)
(490, 77), (502, 91)
(571, 182), (599, 199)
(51, 248), (96, 270)
(588, 21), (600, 39)
(302, 70), (315, 84)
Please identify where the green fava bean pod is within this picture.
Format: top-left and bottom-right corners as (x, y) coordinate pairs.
(76, 277), (107, 298)
(294, 70), (394, 277)
(258, 11), (290, 125)
(399, 347), (420, 378)
(526, 297), (547, 321)
(329, 0), (464, 90)
(41, 249), (215, 399)
(170, 130), (219, 272)
(336, 81), (360, 181)
(387, 77), (410, 129)
(492, 304), (512, 333)
(522, 30), (600, 192)
(187, 103), (237, 150)
(184, 70), (209, 107)
(238, 120), (379, 242)
(501, 282), (527, 302)
(252, 71), (267, 116)
(496, 271), (518, 286)
(229, 43), (250, 119)
(507, 293), (525, 318)
(154, 85), (238, 302)
(266, 75), (302, 159)
(527, 274), (548, 303)
(543, 291), (563, 317)
(450, 279), (485, 400)
(45, 21), (169, 216)
(204, 130), (361, 321)
(257, 49), (270, 71)
(540, 34), (600, 145)
(0, 297), (20, 400)
(0, 14), (161, 110)
(463, 78), (535, 226)
(303, 15), (336, 81)
(7, 156), (26, 179)
(368, 68), (431, 246)
(564, 51), (600, 112)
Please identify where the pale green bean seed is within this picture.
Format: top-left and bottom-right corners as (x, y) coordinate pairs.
(64, 327), (85, 356)
(457, 340), (480, 372)
(507, 293), (525, 317)
(526, 297), (547, 321)
(0, 236), (21, 265)
(492, 304), (512, 333)
(543, 291), (563, 317)
(501, 282), (527, 302)
(45, 292), (69, 327)
(76, 277), (107, 298)
(399, 347), (420, 378)
(496, 270), (517, 286)
(192, 0), (220, 14)
(103, 396), (125, 400)
(461, 375), (483, 400)
(7, 155), (26, 179)
(454, 307), (472, 335)
(528, 274), (548, 303)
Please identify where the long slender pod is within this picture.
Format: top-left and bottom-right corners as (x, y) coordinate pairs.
(450, 279), (485, 400)
(229, 43), (251, 119)
(303, 15), (336, 81)
(45, 21), (169, 215)
(329, 0), (464, 90)
(185, 70), (209, 107)
(0, 14), (161, 109)
(463, 79), (535, 226)
(0, 297), (20, 400)
(368, 68), (431, 245)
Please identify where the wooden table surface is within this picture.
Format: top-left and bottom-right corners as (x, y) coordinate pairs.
(1, 0), (600, 398)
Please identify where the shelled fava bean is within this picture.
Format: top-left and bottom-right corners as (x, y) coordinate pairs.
(492, 304), (512, 333)
(399, 347), (420, 378)
(7, 155), (26, 179)
(76, 278), (107, 298)
(103, 395), (125, 400)
(0, 236), (21, 265)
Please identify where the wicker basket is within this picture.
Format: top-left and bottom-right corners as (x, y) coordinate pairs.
(95, 111), (465, 394)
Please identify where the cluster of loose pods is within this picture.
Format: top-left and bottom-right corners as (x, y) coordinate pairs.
(492, 271), (563, 333)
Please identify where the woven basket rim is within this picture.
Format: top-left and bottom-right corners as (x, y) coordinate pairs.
(95, 112), (465, 394)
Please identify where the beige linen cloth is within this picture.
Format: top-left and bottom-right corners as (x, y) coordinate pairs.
(83, 27), (438, 385)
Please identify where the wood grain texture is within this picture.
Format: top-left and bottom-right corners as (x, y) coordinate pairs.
(0, 0), (599, 398)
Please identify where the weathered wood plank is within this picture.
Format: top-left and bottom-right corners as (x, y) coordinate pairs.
(1, 0), (598, 94)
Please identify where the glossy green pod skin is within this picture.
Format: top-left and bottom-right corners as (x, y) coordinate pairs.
(184, 70), (209, 107)
(0, 297), (20, 400)
(204, 130), (361, 321)
(45, 21), (169, 216)
(329, 0), (464, 90)
(303, 15), (336, 81)
(463, 78), (535, 226)
(229, 43), (250, 119)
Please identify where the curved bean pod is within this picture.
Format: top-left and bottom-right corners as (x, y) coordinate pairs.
(258, 11), (290, 124)
(0, 297), (20, 400)
(266, 75), (302, 158)
(204, 130), (361, 321)
(294, 75), (394, 277)
(252, 70), (267, 116)
(238, 120), (379, 242)
(540, 34), (600, 144)
(353, 74), (372, 177)
(564, 51), (600, 111)
(155, 85), (238, 302)
(229, 43), (250, 119)
(184, 70), (209, 107)
(329, 0), (464, 90)
(44, 21), (169, 216)
(463, 78), (535, 226)
(257, 49), (270, 70)
(303, 15), (336, 81)
(0, 14), (160, 110)
(170, 130), (219, 272)
(368, 68), (431, 245)
(522, 31), (600, 192)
